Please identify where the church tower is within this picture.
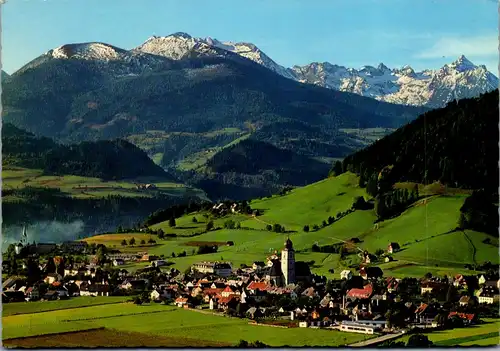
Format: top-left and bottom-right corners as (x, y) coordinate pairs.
(281, 236), (296, 285)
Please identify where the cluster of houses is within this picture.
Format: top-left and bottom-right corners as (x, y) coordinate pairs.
(3, 235), (499, 337)
(135, 183), (158, 190)
(109, 252), (167, 267)
(211, 202), (240, 216)
(12, 240), (89, 258)
(359, 242), (401, 264)
(146, 264), (499, 335)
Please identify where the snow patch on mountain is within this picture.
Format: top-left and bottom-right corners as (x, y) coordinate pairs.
(134, 34), (224, 60)
(291, 56), (498, 108)
(134, 33), (296, 80)
(25, 33), (498, 109)
(35, 42), (174, 78)
(50, 43), (128, 61)
(205, 37), (297, 80)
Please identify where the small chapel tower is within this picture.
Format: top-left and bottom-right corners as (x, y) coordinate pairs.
(281, 236), (296, 285)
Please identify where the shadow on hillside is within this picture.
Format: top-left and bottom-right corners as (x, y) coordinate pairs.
(373, 195), (437, 223)
(405, 229), (458, 246)
(176, 226), (198, 229)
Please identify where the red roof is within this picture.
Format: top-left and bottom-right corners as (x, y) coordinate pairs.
(347, 284), (373, 299)
(415, 303), (428, 314)
(247, 281), (269, 291)
(203, 288), (223, 296)
(448, 312), (475, 321)
(387, 279), (399, 290)
(223, 286), (234, 293)
(421, 282), (444, 289)
(218, 295), (237, 304)
(175, 297), (188, 303)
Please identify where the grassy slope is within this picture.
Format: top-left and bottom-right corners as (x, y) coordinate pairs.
(2, 302), (372, 346)
(398, 318), (500, 346)
(82, 233), (162, 253)
(175, 132), (252, 172)
(2, 297), (129, 317)
(3, 328), (231, 348)
(85, 172), (498, 278)
(2, 167), (208, 201)
(243, 172), (367, 231)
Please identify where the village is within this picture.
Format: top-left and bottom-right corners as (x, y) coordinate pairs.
(3, 229), (500, 345)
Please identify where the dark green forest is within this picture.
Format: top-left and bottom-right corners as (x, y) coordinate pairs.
(339, 90), (499, 232)
(3, 54), (425, 159)
(3, 123), (173, 181)
(168, 139), (330, 200)
(2, 186), (202, 232)
(341, 90), (499, 192)
(206, 139), (329, 178)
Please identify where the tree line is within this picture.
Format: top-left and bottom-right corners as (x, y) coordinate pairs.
(3, 123), (172, 181)
(339, 90), (499, 193)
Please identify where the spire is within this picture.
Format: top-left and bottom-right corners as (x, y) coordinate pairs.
(21, 225), (27, 245)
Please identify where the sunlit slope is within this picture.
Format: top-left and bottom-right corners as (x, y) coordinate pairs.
(103, 173), (498, 278)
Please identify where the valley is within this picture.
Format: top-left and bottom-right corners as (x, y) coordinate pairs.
(85, 172), (498, 279)
(2, 3), (499, 347)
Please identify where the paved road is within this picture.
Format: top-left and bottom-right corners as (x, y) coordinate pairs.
(348, 331), (405, 347)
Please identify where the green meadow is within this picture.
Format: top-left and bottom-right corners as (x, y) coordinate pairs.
(93, 172), (499, 279)
(2, 302), (373, 347)
(398, 318), (500, 347)
(2, 166), (207, 200)
(2, 297), (130, 317)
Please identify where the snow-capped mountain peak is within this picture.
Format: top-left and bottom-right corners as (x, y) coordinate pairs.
(449, 55), (476, 72)
(134, 33), (204, 59)
(25, 33), (498, 109)
(28, 41), (173, 78)
(49, 42), (128, 61)
(170, 32), (193, 39)
(291, 57), (498, 108)
(134, 32), (297, 80)
(377, 63), (390, 72)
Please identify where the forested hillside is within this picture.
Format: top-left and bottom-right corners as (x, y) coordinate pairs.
(3, 55), (425, 154)
(2, 123), (174, 181)
(341, 90), (499, 192)
(206, 139), (329, 177)
(338, 90), (499, 234)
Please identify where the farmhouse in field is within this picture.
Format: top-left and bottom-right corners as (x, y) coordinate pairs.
(135, 183), (158, 190)
(387, 242), (400, 254)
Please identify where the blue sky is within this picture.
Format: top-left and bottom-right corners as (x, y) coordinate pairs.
(2, 0), (498, 74)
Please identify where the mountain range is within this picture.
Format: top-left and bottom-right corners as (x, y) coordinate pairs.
(7, 32), (498, 109)
(3, 31), (497, 200)
(2, 35), (430, 199)
(133, 33), (498, 108)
